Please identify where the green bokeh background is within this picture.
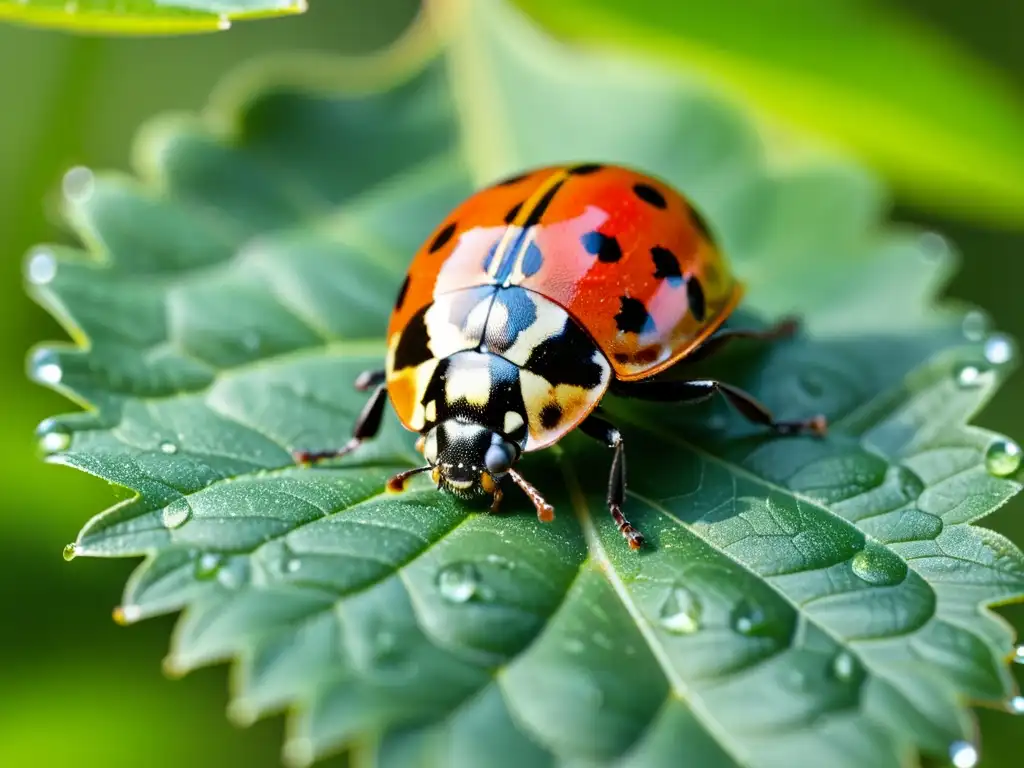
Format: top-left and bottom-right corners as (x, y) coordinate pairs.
(2, 1), (1021, 766)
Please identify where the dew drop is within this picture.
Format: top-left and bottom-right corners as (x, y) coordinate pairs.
(26, 248), (57, 286)
(160, 498), (191, 530)
(62, 165), (94, 203)
(62, 542), (78, 561)
(195, 552), (223, 580)
(1014, 644), (1024, 664)
(831, 651), (856, 682)
(949, 740), (979, 768)
(985, 438), (1022, 477)
(730, 599), (769, 637)
(658, 584), (702, 635)
(893, 465), (925, 502)
(917, 231), (950, 262)
(984, 333), (1014, 366)
(436, 562), (479, 603)
(286, 558), (302, 573)
(37, 419), (71, 454)
(31, 349), (62, 386)
(159, 440), (178, 454)
(955, 364), (986, 389)
(850, 542), (908, 586)
(112, 604), (141, 625)
(1008, 695), (1024, 714)
(241, 331), (260, 352)
(961, 310), (989, 342)
(217, 13), (232, 30)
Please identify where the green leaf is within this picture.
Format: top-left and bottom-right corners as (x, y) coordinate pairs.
(512, 0), (1024, 228)
(28, 0), (1024, 765)
(0, 0), (304, 34)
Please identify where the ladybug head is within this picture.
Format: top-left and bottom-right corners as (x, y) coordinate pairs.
(419, 418), (519, 499)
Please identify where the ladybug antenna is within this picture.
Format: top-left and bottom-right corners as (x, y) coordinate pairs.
(509, 469), (555, 523)
(386, 464), (432, 492)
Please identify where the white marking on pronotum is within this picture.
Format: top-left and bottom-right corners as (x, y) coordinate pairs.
(504, 411), (525, 434)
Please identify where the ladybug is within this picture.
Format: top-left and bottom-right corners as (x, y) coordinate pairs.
(295, 163), (826, 549)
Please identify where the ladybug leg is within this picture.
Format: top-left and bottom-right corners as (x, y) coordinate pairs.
(578, 413), (646, 551)
(685, 316), (799, 364)
(293, 383), (388, 464)
(354, 368), (387, 391)
(612, 379), (827, 436)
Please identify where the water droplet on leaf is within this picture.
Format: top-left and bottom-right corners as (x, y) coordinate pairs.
(31, 349), (62, 385)
(831, 651), (856, 681)
(286, 558), (302, 573)
(217, 13), (232, 30)
(159, 440), (178, 454)
(730, 599), (769, 636)
(62, 542), (77, 561)
(985, 438), (1021, 477)
(26, 248), (57, 285)
(195, 552), (222, 580)
(918, 231), (950, 262)
(1008, 695), (1024, 714)
(113, 604), (141, 625)
(242, 331), (260, 352)
(955, 364), (986, 389)
(62, 165), (94, 203)
(1013, 644), (1024, 664)
(851, 542), (908, 586)
(37, 419), (71, 454)
(984, 333), (1014, 366)
(658, 584), (702, 635)
(160, 498), (191, 530)
(949, 740), (979, 768)
(436, 562), (479, 603)
(961, 311), (988, 341)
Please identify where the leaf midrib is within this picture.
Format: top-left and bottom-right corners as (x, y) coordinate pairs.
(560, 454), (753, 768)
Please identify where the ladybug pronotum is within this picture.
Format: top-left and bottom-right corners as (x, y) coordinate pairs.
(295, 163), (826, 549)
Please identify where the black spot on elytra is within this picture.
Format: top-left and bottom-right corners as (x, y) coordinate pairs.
(569, 163), (604, 175)
(393, 306), (433, 370)
(651, 246), (682, 285)
(496, 172), (530, 186)
(687, 277), (707, 321)
(689, 205), (714, 243)
(613, 347), (661, 365)
(395, 275), (410, 310)
(615, 297), (654, 334)
(522, 180), (564, 227)
(522, 242), (543, 277)
(429, 222), (457, 253)
(540, 403), (562, 430)
(524, 319), (605, 389)
(581, 231), (622, 263)
(633, 183), (666, 209)
(504, 202), (523, 224)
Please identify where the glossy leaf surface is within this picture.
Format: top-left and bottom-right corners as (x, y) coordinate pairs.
(28, 1), (1024, 765)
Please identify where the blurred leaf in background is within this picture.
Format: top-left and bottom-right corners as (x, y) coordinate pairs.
(513, 0), (1024, 228)
(0, 0), (305, 34)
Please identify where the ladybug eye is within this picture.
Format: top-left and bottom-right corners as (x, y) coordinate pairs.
(484, 442), (515, 476)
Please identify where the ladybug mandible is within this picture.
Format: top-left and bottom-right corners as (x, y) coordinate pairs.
(294, 163), (826, 550)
